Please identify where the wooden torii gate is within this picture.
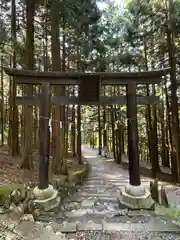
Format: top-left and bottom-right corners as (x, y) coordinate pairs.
(4, 67), (170, 209)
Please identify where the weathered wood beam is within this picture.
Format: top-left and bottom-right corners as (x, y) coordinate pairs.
(16, 96), (40, 105)
(13, 76), (79, 85)
(4, 67), (171, 78)
(16, 96), (159, 106)
(13, 77), (162, 85)
(102, 78), (161, 85)
(4, 67), (171, 85)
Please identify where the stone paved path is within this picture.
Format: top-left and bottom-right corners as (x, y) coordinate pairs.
(39, 148), (180, 239)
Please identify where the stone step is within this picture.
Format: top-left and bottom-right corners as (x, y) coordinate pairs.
(81, 186), (109, 190)
(83, 182), (105, 187)
(102, 219), (180, 232)
(85, 180), (105, 184)
(50, 220), (180, 233)
(82, 184), (110, 188)
(95, 196), (120, 202)
(80, 188), (117, 194)
(77, 192), (119, 199)
(60, 209), (154, 224)
(85, 176), (105, 179)
(80, 184), (109, 190)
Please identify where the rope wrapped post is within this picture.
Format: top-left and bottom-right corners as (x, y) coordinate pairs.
(127, 82), (140, 186)
(39, 83), (51, 189)
(33, 88), (60, 211)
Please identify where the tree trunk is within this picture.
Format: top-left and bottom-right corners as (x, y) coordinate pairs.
(50, 0), (67, 174)
(0, 56), (4, 146)
(166, 0), (180, 182)
(21, 0), (34, 169)
(151, 85), (160, 176)
(98, 105), (102, 155)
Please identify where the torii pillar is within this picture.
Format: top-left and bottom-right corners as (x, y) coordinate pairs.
(33, 83), (60, 210)
(119, 82), (153, 209)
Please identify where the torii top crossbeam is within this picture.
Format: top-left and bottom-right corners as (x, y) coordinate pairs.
(4, 67), (171, 85)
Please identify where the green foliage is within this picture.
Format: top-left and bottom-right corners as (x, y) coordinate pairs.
(156, 205), (180, 226)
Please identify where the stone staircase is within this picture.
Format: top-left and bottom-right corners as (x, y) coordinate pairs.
(37, 149), (180, 239)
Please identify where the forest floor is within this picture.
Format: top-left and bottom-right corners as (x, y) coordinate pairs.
(0, 147), (82, 188)
(0, 149), (38, 187)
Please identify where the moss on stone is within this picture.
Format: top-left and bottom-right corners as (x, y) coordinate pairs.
(51, 160), (89, 204)
(0, 184), (22, 205)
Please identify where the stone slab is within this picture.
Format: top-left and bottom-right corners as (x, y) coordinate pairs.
(83, 184), (107, 188)
(65, 209), (93, 218)
(58, 222), (77, 233)
(102, 220), (180, 232)
(80, 188), (100, 194)
(103, 221), (131, 231)
(79, 192), (118, 198)
(81, 199), (97, 208)
(63, 201), (80, 210)
(70, 196), (86, 202)
(95, 197), (119, 203)
(93, 209), (109, 216)
(84, 181), (104, 186)
(86, 177), (104, 180)
(77, 223), (103, 231)
(127, 210), (154, 217)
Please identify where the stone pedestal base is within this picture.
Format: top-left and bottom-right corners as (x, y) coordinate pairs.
(33, 185), (60, 211)
(119, 184), (154, 209)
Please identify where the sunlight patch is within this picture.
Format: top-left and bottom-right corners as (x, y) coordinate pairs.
(84, 155), (96, 159)
(104, 159), (114, 162)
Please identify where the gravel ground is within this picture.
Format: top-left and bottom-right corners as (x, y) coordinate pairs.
(67, 231), (180, 240)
